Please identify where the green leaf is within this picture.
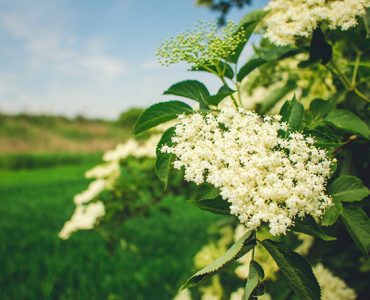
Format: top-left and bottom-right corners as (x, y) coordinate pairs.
(257, 82), (296, 114)
(299, 27), (332, 67)
(341, 206), (370, 256)
(229, 10), (268, 64)
(325, 109), (370, 138)
(163, 80), (210, 106)
(292, 217), (336, 241)
(155, 127), (176, 189)
(279, 96), (304, 134)
(188, 195), (230, 215)
(329, 175), (369, 202)
(182, 231), (255, 289)
(243, 261), (264, 300)
(134, 101), (192, 135)
(206, 93), (235, 107)
(237, 58), (267, 82)
(321, 197), (343, 226)
(261, 240), (320, 300)
(192, 61), (234, 79)
(309, 99), (333, 119)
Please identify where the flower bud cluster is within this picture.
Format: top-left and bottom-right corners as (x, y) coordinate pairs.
(156, 21), (245, 67)
(162, 107), (333, 235)
(263, 0), (370, 46)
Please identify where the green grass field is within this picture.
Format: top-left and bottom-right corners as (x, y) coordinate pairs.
(0, 158), (219, 300)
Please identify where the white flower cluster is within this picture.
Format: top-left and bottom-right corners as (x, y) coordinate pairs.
(59, 135), (160, 239)
(263, 0), (370, 45)
(162, 107), (332, 235)
(313, 263), (357, 300)
(58, 202), (105, 240)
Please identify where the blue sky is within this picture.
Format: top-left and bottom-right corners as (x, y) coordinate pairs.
(0, 0), (267, 119)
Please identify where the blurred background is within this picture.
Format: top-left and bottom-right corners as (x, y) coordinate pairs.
(0, 1), (265, 299)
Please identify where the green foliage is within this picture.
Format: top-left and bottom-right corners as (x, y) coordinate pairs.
(134, 101), (193, 135)
(279, 96), (304, 134)
(229, 9), (268, 64)
(116, 108), (144, 128)
(243, 261), (264, 300)
(292, 217), (336, 241)
(205, 84), (235, 106)
(155, 127), (176, 189)
(261, 240), (321, 300)
(321, 197), (343, 226)
(341, 206), (370, 256)
(329, 175), (369, 202)
(325, 109), (370, 138)
(188, 195), (231, 215)
(163, 80), (210, 107)
(182, 231), (255, 289)
(237, 58), (267, 82)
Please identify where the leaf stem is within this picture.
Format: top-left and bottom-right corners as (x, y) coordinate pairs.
(326, 61), (370, 103)
(351, 51), (361, 88)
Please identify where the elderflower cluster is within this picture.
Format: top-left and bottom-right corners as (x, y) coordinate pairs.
(162, 107), (333, 235)
(156, 21), (245, 67)
(263, 0), (370, 45)
(313, 263), (357, 300)
(59, 135), (161, 240)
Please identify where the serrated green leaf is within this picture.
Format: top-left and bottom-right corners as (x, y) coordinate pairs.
(261, 240), (320, 300)
(321, 197), (343, 226)
(182, 231), (255, 289)
(329, 175), (369, 202)
(341, 206), (370, 256)
(163, 80), (210, 106)
(237, 58), (267, 82)
(279, 96), (304, 134)
(292, 217), (336, 241)
(243, 261), (264, 300)
(155, 127), (176, 189)
(229, 10), (268, 64)
(257, 82), (296, 114)
(134, 101), (192, 135)
(188, 195), (230, 215)
(325, 109), (370, 138)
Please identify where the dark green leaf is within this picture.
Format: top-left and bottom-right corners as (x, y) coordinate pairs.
(279, 96), (304, 134)
(182, 231), (255, 289)
(134, 101), (192, 135)
(257, 82), (296, 114)
(261, 240), (320, 300)
(292, 217), (336, 241)
(321, 197), (343, 226)
(325, 109), (370, 138)
(329, 175), (369, 202)
(155, 127), (176, 189)
(243, 261), (264, 300)
(341, 206), (370, 256)
(188, 195), (231, 215)
(229, 10), (268, 64)
(237, 58), (267, 82)
(309, 99), (333, 119)
(163, 80), (210, 106)
(299, 27), (332, 67)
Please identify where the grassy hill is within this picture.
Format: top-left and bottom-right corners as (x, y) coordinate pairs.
(0, 113), (132, 153)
